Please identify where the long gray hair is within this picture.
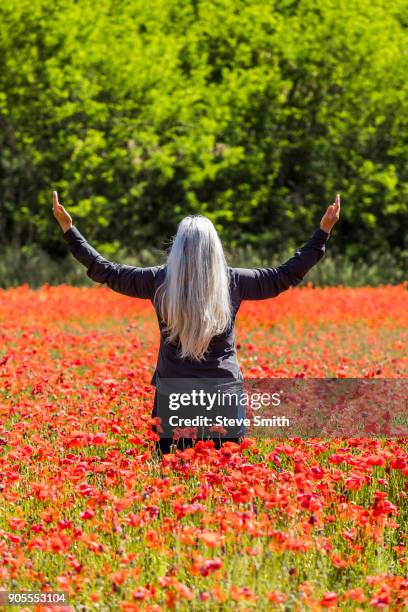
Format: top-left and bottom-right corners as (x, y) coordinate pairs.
(154, 215), (232, 361)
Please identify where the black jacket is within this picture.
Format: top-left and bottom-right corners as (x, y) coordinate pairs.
(63, 225), (329, 384)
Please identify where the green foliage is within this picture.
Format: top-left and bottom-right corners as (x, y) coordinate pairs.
(0, 0), (407, 267)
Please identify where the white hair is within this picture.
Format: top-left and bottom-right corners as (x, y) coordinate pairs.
(154, 215), (232, 361)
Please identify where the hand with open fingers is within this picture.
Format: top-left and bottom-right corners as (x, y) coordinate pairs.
(320, 193), (341, 235)
(52, 191), (73, 233)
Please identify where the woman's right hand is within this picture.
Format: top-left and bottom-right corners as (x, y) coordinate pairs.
(320, 193), (341, 234)
(52, 191), (73, 233)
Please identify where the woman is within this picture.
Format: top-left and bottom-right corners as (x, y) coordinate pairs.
(53, 191), (340, 453)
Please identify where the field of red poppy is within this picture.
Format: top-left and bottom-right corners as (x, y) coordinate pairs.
(0, 283), (407, 611)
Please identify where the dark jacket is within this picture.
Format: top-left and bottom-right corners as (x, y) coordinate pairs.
(63, 225), (329, 384)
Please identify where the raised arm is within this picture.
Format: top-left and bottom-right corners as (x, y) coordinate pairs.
(234, 195), (341, 301)
(52, 191), (159, 299)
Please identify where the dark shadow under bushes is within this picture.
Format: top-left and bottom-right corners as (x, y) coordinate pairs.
(0, 244), (406, 289)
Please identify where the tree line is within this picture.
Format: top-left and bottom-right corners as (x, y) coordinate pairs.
(0, 0), (407, 272)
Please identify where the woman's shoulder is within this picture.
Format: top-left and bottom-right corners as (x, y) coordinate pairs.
(227, 266), (240, 282)
(226, 266), (241, 295)
(152, 264), (167, 283)
(145, 264), (166, 274)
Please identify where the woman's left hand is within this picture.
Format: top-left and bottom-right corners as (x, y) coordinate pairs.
(52, 191), (73, 233)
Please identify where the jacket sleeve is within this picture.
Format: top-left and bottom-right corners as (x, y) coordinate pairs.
(62, 225), (159, 299)
(233, 228), (329, 301)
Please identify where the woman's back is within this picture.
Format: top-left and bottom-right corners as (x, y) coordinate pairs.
(151, 264), (243, 384)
